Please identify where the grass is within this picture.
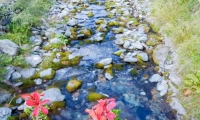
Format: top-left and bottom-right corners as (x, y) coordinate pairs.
(150, 0), (200, 119)
(0, 0), (51, 81)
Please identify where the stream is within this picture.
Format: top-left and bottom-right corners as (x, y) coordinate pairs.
(22, 0), (177, 119)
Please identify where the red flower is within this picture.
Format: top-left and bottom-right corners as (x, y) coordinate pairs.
(21, 92), (50, 117)
(85, 98), (116, 120)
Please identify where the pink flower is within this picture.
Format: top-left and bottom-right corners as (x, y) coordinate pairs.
(85, 98), (117, 120)
(21, 92), (50, 117)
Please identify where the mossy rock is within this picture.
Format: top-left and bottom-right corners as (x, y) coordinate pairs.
(152, 49), (159, 65)
(146, 39), (157, 46)
(87, 92), (106, 102)
(118, 16), (128, 23)
(20, 79), (35, 89)
(88, 12), (94, 17)
(112, 27), (124, 34)
(108, 21), (120, 26)
(148, 34), (164, 42)
(150, 23), (160, 33)
(40, 68), (55, 80)
(130, 69), (138, 75)
(19, 113), (28, 119)
(94, 63), (104, 69)
(84, 39), (93, 44)
(87, 0), (97, 3)
(7, 116), (19, 120)
(43, 43), (62, 51)
(95, 19), (105, 24)
(80, 28), (92, 37)
(66, 78), (82, 92)
(50, 101), (66, 111)
(69, 56), (83, 66)
(128, 18), (139, 26)
(113, 64), (124, 71)
(105, 68), (114, 76)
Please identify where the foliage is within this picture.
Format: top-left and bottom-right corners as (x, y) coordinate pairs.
(57, 34), (69, 46)
(21, 92), (50, 120)
(112, 109), (121, 120)
(0, 54), (28, 81)
(151, 0), (200, 119)
(85, 98), (119, 120)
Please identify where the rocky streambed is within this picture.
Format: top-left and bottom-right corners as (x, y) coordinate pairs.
(0, 0), (186, 120)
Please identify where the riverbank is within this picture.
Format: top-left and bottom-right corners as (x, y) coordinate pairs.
(150, 0), (200, 119)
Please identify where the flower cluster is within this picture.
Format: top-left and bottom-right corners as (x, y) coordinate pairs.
(21, 92), (50, 117)
(85, 98), (117, 120)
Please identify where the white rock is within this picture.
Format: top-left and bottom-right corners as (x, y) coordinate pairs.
(99, 58), (112, 66)
(58, 10), (69, 18)
(25, 55), (42, 67)
(50, 38), (61, 43)
(68, 54), (75, 60)
(123, 41), (131, 48)
(67, 19), (77, 26)
(41, 88), (65, 103)
(169, 72), (181, 86)
(0, 39), (19, 56)
(140, 92), (146, 96)
(93, 33), (103, 41)
(14, 82), (23, 87)
(105, 72), (113, 80)
(137, 52), (148, 61)
(157, 80), (168, 96)
(20, 68), (36, 79)
(40, 68), (53, 78)
(131, 41), (143, 50)
(16, 98), (22, 104)
(115, 39), (124, 45)
(149, 74), (163, 82)
(169, 98), (186, 115)
(53, 58), (60, 63)
(34, 79), (42, 85)
(0, 107), (12, 120)
(123, 55), (138, 63)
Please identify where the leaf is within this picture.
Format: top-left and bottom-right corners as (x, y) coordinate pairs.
(112, 109), (121, 120)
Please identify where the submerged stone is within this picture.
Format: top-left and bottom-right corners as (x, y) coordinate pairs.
(87, 92), (106, 102)
(66, 78), (82, 92)
(50, 101), (66, 111)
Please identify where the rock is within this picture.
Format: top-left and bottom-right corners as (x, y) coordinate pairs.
(41, 88), (65, 103)
(98, 74), (106, 82)
(34, 79), (42, 85)
(14, 82), (23, 87)
(20, 68), (36, 79)
(39, 68), (55, 80)
(53, 58), (60, 63)
(115, 38), (124, 45)
(157, 80), (168, 96)
(99, 58), (112, 66)
(67, 19), (77, 26)
(137, 52), (148, 61)
(80, 28), (92, 37)
(152, 45), (169, 66)
(149, 74), (163, 82)
(0, 39), (19, 56)
(113, 49), (126, 56)
(123, 41), (131, 48)
(0, 89), (11, 104)
(170, 98), (186, 115)
(105, 68), (113, 80)
(5, 66), (15, 80)
(16, 98), (22, 104)
(93, 33), (104, 41)
(169, 72), (181, 86)
(87, 92), (106, 102)
(25, 55), (42, 67)
(50, 38), (61, 43)
(123, 94), (140, 106)
(123, 54), (138, 63)
(0, 107), (12, 120)
(66, 78), (82, 92)
(50, 101), (66, 112)
(140, 92), (146, 95)
(130, 41), (143, 50)
(58, 10), (69, 18)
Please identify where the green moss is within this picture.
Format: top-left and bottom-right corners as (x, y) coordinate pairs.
(152, 49), (159, 65)
(69, 56), (83, 66)
(95, 19), (105, 24)
(88, 12), (94, 17)
(113, 64), (124, 71)
(40, 69), (55, 80)
(128, 18), (140, 26)
(108, 21), (120, 26)
(130, 69), (138, 75)
(84, 39), (93, 44)
(66, 78), (82, 92)
(112, 27), (124, 34)
(94, 63), (104, 69)
(43, 43), (62, 51)
(105, 68), (114, 76)
(50, 101), (66, 111)
(154, 66), (160, 72)
(7, 116), (19, 120)
(20, 79), (35, 89)
(19, 113), (28, 119)
(87, 92), (106, 102)
(150, 23), (160, 33)
(146, 39), (157, 46)
(80, 28), (92, 37)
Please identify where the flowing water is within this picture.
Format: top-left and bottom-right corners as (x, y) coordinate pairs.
(26, 0), (176, 119)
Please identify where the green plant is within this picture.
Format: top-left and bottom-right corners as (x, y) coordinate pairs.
(57, 34), (69, 46)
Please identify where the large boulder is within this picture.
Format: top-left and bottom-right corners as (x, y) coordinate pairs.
(0, 107), (12, 120)
(0, 39), (19, 56)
